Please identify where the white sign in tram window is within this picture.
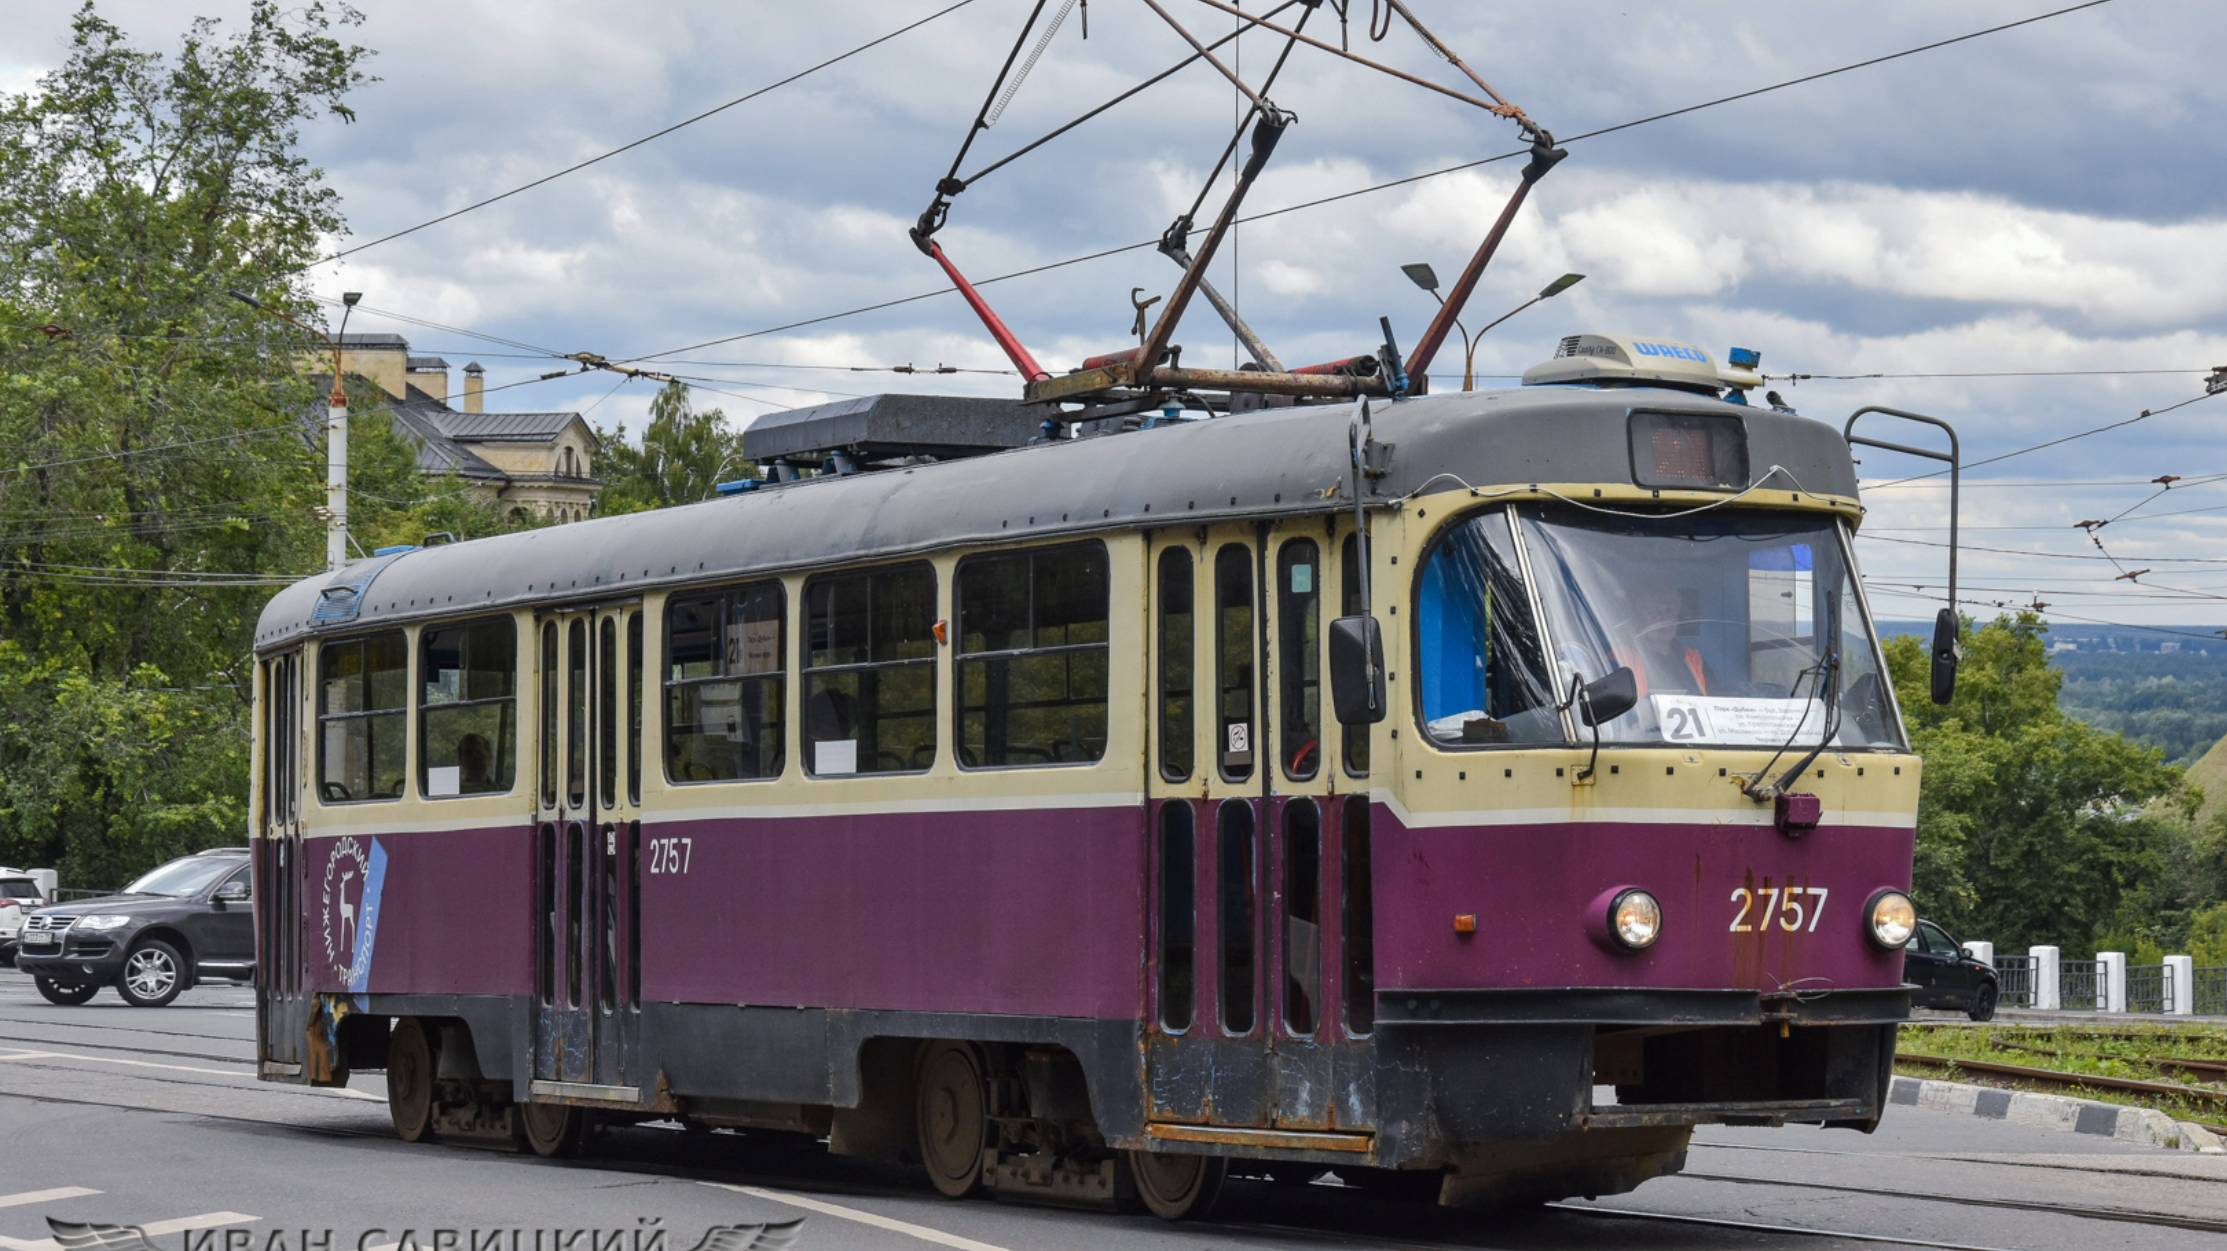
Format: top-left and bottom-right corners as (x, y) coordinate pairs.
(426, 765), (461, 798)
(816, 738), (858, 775)
(1649, 695), (1826, 744)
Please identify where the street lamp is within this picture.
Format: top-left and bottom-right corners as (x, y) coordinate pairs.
(1402, 266), (1585, 391)
(231, 288), (362, 570)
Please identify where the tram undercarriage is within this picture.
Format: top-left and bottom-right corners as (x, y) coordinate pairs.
(286, 990), (1899, 1217)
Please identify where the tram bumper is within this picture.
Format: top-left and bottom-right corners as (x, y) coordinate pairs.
(1367, 987), (1904, 1178)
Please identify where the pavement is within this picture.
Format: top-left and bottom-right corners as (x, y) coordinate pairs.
(3, 969), (2225, 1250)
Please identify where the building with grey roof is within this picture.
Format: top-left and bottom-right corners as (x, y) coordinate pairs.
(325, 333), (600, 522)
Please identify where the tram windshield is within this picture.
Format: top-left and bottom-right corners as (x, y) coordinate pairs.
(1418, 506), (1902, 750)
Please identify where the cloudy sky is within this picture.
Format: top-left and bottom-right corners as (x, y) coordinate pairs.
(9, 0), (2227, 627)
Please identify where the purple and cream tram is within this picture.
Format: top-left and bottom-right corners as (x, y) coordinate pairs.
(251, 344), (1954, 1217)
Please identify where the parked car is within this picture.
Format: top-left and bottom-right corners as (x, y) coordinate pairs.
(0, 870), (52, 966)
(14, 848), (254, 1007)
(1904, 917), (1999, 1021)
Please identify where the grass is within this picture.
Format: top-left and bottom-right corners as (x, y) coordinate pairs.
(1896, 1022), (2227, 1127)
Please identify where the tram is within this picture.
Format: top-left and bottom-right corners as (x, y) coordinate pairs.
(250, 335), (1958, 1217)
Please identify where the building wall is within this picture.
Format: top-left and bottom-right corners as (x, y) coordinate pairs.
(324, 345), (408, 399)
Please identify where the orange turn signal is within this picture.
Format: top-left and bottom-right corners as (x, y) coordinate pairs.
(932, 618), (949, 645)
(1452, 913), (1477, 935)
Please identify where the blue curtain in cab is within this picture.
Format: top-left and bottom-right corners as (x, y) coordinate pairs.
(1419, 543), (1487, 723)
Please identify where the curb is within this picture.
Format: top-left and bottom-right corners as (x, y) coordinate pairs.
(1890, 1075), (2227, 1154)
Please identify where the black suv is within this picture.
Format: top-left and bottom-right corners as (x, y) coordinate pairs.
(15, 849), (255, 1008)
(1904, 917), (1999, 1021)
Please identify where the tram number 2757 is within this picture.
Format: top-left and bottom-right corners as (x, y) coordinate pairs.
(648, 836), (694, 875)
(1729, 884), (1827, 933)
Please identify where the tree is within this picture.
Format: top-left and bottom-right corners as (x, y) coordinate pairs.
(593, 380), (751, 515)
(1884, 613), (2193, 952)
(0, 2), (373, 878)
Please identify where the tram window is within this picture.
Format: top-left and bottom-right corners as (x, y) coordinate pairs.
(536, 824), (555, 1005)
(1283, 799), (1321, 1036)
(419, 617), (517, 799)
(955, 543), (1110, 769)
(1340, 536), (1369, 777)
(539, 622), (558, 808)
(1278, 540), (1321, 781)
(1417, 511), (1561, 747)
(565, 823), (583, 1007)
(664, 582), (786, 783)
(316, 632), (407, 803)
(1218, 800), (1257, 1035)
(1158, 803), (1196, 1033)
(599, 617), (619, 802)
(1342, 795), (1375, 1036)
(265, 654), (297, 826)
(804, 563), (937, 776)
(627, 613), (643, 805)
(1214, 544), (1255, 782)
(567, 619), (588, 807)
(600, 810), (619, 1012)
(1157, 548), (1195, 782)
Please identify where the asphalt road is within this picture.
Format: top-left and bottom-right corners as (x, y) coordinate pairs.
(3, 970), (2224, 1251)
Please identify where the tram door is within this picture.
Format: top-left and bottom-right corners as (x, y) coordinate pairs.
(256, 649), (306, 1076)
(532, 605), (644, 1098)
(1144, 521), (1362, 1135)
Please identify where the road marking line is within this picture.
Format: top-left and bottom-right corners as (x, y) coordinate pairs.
(0, 1189), (99, 1210)
(0, 1048), (381, 1100)
(698, 1182), (1011, 1251)
(0, 1212), (257, 1251)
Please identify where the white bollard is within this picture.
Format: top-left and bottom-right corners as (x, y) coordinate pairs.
(1965, 940), (1995, 968)
(2031, 945), (2061, 1011)
(2167, 955), (2195, 1016)
(2098, 951), (2127, 1013)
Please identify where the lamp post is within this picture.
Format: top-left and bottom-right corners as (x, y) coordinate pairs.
(231, 289), (361, 569)
(1402, 266), (1584, 391)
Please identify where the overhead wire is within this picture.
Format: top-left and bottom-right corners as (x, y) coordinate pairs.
(295, 0), (980, 273)
(625, 0), (2124, 363)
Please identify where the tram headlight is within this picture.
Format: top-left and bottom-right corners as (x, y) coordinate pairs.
(1608, 889), (1662, 951)
(1866, 890), (1916, 950)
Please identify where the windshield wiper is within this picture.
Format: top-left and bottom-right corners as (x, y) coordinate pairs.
(1744, 590), (1842, 801)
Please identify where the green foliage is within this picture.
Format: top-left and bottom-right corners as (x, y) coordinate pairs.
(2187, 902), (2227, 966)
(0, 2), (372, 884)
(593, 380), (751, 515)
(2057, 649), (2227, 765)
(1886, 613), (2193, 953)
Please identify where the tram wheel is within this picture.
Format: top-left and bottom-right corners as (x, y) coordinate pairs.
(386, 1017), (437, 1143)
(1125, 1150), (1228, 1221)
(514, 1100), (588, 1159)
(914, 1040), (988, 1198)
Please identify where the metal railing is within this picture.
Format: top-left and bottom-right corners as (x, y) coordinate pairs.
(1994, 954), (2035, 1008)
(52, 887), (115, 902)
(2196, 967), (2227, 1017)
(2126, 963), (2172, 1014)
(2060, 959), (2103, 1011)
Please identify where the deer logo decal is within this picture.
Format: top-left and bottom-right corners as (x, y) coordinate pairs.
(320, 836), (372, 982)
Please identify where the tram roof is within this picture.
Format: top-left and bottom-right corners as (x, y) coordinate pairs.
(254, 385), (1858, 649)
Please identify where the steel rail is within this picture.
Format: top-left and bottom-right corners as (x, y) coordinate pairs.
(1674, 1170), (2227, 1236)
(1897, 1051), (2227, 1109)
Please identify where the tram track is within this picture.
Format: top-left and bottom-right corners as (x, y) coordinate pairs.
(1693, 1139), (2227, 1186)
(1669, 1169), (2227, 1235)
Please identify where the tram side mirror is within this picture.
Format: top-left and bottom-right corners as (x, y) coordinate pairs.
(1329, 615), (1387, 726)
(1576, 666), (1638, 727)
(1929, 608), (1961, 705)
